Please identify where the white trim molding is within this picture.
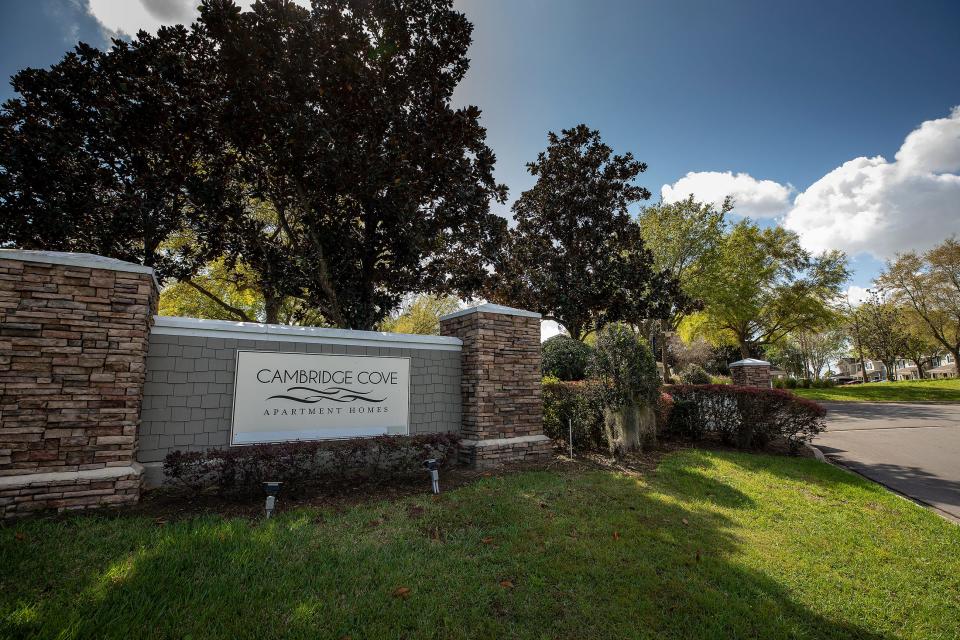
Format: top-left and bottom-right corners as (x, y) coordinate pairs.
(460, 434), (552, 448)
(439, 303), (541, 321)
(152, 315), (463, 351)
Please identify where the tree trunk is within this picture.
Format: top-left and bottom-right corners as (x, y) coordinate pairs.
(738, 340), (750, 359)
(855, 338), (867, 384)
(912, 358), (926, 380)
(660, 324), (671, 382)
(264, 291), (281, 325)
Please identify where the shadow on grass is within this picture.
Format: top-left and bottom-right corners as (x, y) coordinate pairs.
(0, 457), (914, 639)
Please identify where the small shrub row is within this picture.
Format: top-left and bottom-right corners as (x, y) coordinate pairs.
(663, 384), (826, 452)
(774, 378), (837, 389)
(163, 433), (460, 497)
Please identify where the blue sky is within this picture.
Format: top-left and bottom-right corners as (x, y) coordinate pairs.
(3, 0), (959, 295)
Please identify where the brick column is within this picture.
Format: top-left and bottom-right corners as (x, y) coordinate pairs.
(729, 358), (773, 388)
(0, 250), (158, 518)
(440, 304), (552, 467)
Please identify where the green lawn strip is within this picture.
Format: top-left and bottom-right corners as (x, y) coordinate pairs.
(2, 450), (958, 639)
(792, 378), (960, 402)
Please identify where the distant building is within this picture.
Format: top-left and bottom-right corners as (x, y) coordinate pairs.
(835, 353), (956, 382)
(834, 357), (886, 382)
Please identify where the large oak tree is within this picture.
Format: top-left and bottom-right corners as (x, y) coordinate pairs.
(1, 0), (507, 329)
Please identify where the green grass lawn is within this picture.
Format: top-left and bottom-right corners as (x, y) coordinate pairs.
(3, 450), (958, 640)
(793, 377), (960, 402)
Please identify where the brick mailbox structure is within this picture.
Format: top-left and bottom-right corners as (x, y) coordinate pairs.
(0, 250), (158, 517)
(439, 304), (552, 468)
(729, 358), (773, 388)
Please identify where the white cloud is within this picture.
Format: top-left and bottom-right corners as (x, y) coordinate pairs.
(783, 107), (960, 260)
(661, 171), (793, 218)
(85, 0), (310, 37)
(842, 285), (872, 305)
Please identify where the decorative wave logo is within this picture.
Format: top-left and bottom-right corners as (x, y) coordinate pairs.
(266, 386), (386, 404)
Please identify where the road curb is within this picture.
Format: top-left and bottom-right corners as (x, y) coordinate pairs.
(809, 442), (959, 525)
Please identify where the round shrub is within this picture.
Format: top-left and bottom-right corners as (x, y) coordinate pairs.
(541, 335), (593, 381)
(589, 324), (660, 407)
(677, 363), (711, 385)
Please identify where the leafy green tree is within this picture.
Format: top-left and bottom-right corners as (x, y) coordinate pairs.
(192, 0), (507, 330)
(489, 125), (684, 340)
(899, 310), (941, 378)
(637, 195), (729, 317)
(637, 195), (729, 376)
(880, 238), (960, 369)
(695, 220), (849, 358)
(858, 291), (908, 380)
(378, 295), (460, 335)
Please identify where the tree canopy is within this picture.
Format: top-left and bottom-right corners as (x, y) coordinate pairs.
(694, 220), (849, 358)
(637, 195), (729, 326)
(1, 0), (507, 329)
(488, 125), (685, 340)
(879, 237), (960, 367)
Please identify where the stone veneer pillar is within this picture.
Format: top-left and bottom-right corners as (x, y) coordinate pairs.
(729, 358), (773, 388)
(439, 303), (552, 468)
(0, 250), (158, 518)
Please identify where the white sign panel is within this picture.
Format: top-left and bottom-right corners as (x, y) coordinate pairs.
(231, 350), (410, 445)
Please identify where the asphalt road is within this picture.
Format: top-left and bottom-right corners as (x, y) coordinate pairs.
(814, 402), (960, 521)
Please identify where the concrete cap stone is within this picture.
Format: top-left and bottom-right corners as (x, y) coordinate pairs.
(729, 358), (772, 367)
(439, 303), (541, 321)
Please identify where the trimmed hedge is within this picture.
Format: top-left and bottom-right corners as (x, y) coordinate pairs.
(163, 433), (460, 497)
(663, 385), (826, 452)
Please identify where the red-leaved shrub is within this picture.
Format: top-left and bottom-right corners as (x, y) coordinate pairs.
(663, 385), (825, 452)
(163, 433), (460, 497)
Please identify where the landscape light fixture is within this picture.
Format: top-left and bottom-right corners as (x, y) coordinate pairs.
(423, 459), (441, 494)
(263, 481), (282, 518)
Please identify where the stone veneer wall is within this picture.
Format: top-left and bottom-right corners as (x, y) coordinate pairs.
(439, 304), (551, 467)
(0, 250), (157, 518)
(730, 360), (773, 388)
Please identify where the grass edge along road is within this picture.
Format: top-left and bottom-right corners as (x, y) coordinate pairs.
(3, 449), (959, 640)
(792, 377), (960, 402)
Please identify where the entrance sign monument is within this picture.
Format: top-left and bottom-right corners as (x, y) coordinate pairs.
(231, 351), (410, 444)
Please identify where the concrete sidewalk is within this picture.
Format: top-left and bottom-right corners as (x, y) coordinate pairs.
(814, 402), (960, 521)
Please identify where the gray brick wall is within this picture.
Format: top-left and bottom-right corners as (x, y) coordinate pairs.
(138, 334), (461, 465)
